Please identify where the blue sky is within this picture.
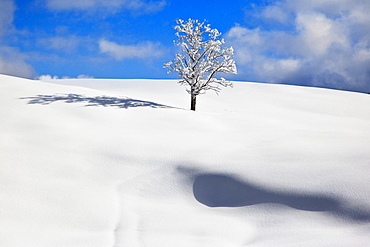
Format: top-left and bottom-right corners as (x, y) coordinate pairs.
(1, 0), (369, 93)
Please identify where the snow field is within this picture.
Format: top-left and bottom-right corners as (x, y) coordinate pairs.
(0, 74), (370, 246)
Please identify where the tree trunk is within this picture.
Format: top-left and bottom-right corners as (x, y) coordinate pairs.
(191, 94), (196, 111)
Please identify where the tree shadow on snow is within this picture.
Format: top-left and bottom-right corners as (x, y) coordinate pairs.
(193, 173), (370, 222)
(21, 94), (175, 109)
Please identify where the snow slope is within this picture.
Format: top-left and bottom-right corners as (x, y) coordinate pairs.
(1, 74), (370, 247)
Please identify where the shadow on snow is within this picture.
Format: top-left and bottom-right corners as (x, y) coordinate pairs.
(21, 94), (175, 109)
(193, 173), (370, 222)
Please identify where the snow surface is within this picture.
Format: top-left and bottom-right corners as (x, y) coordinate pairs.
(1, 74), (370, 247)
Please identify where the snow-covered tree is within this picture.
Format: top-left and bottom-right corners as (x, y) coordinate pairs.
(164, 19), (237, 111)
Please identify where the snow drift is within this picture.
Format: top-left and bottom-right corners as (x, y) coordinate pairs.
(0, 74), (370, 247)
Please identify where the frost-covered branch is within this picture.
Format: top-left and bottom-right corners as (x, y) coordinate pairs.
(164, 18), (237, 110)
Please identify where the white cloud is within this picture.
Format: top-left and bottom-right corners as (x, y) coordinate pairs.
(296, 12), (349, 56)
(99, 39), (164, 60)
(0, 0), (15, 35)
(38, 36), (81, 53)
(37, 74), (59, 80)
(285, 0), (363, 17)
(76, 74), (94, 79)
(261, 4), (289, 23)
(226, 0), (370, 92)
(0, 0), (34, 78)
(45, 0), (166, 14)
(0, 46), (34, 78)
(37, 74), (94, 80)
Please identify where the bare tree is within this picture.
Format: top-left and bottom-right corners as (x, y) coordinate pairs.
(164, 19), (237, 111)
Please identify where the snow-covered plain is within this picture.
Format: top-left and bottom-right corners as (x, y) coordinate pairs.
(1, 74), (370, 247)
